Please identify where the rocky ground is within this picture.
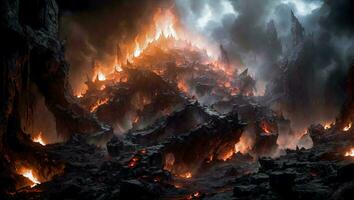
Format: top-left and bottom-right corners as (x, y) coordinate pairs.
(6, 123), (353, 200)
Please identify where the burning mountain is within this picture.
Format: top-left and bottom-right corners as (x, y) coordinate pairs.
(1, 0), (354, 200)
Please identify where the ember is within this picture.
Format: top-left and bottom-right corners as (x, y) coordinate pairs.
(179, 172), (192, 179)
(128, 156), (140, 168)
(90, 98), (110, 113)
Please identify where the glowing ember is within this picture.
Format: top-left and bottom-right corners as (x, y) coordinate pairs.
(187, 192), (201, 199)
(19, 168), (40, 188)
(345, 148), (354, 157)
(179, 172), (192, 179)
(97, 71), (106, 81)
(343, 122), (352, 132)
(76, 94), (83, 98)
(33, 132), (46, 146)
(90, 97), (109, 112)
(128, 156), (139, 168)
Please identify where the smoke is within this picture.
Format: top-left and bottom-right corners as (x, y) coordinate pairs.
(58, 0), (173, 95)
(175, 0), (354, 130)
(58, 0), (354, 130)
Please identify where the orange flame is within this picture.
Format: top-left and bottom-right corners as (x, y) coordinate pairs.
(18, 168), (40, 188)
(97, 71), (106, 81)
(343, 122), (352, 132)
(33, 132), (46, 146)
(345, 148), (354, 157)
(179, 172), (192, 179)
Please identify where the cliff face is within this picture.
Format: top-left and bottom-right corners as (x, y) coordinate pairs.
(0, 0), (102, 193)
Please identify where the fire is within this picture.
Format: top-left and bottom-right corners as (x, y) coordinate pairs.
(235, 135), (253, 154)
(90, 97), (109, 112)
(343, 122), (352, 132)
(128, 156), (140, 168)
(220, 150), (234, 161)
(177, 80), (189, 93)
(260, 121), (273, 134)
(345, 148), (354, 157)
(129, 9), (178, 61)
(18, 168), (40, 188)
(179, 172), (192, 179)
(97, 71), (106, 81)
(324, 122), (333, 130)
(33, 132), (46, 146)
(187, 192), (201, 199)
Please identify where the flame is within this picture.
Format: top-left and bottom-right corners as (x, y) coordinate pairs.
(179, 172), (192, 179)
(260, 121), (273, 134)
(97, 71), (106, 81)
(90, 97), (109, 112)
(187, 192), (201, 199)
(324, 123), (332, 130)
(177, 80), (189, 93)
(220, 150), (234, 161)
(343, 122), (352, 132)
(33, 132), (46, 146)
(19, 168), (40, 188)
(235, 134), (253, 154)
(345, 148), (354, 157)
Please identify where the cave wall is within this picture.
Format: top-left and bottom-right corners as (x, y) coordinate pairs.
(0, 0), (101, 192)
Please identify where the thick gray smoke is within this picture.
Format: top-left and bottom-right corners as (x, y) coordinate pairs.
(175, 0), (354, 130)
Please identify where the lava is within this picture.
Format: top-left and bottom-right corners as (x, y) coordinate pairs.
(90, 97), (110, 113)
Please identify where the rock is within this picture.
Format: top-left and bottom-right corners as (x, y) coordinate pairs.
(119, 179), (159, 200)
(269, 171), (296, 193)
(337, 163), (354, 182)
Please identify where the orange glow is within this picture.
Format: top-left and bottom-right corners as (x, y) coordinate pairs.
(260, 121), (273, 134)
(90, 97), (109, 112)
(33, 132), (46, 146)
(18, 168), (40, 188)
(179, 172), (192, 179)
(128, 156), (139, 168)
(220, 150), (234, 161)
(97, 71), (106, 81)
(235, 134), (253, 154)
(345, 148), (354, 157)
(343, 122), (352, 132)
(177, 80), (189, 93)
(324, 122), (333, 130)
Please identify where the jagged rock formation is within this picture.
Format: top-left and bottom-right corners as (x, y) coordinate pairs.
(0, 0), (106, 193)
